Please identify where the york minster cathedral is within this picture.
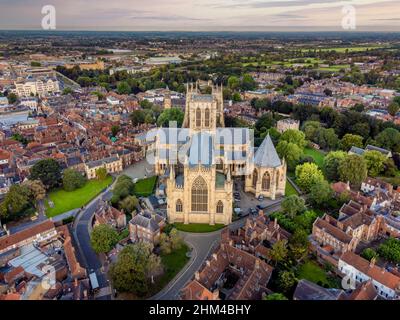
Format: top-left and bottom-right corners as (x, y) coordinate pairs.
(152, 83), (287, 226)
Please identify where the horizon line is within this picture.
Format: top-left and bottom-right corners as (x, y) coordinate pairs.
(1, 28), (400, 33)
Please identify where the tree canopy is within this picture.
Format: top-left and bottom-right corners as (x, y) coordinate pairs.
(30, 159), (62, 190)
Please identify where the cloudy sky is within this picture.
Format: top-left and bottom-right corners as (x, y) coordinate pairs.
(0, 0), (399, 31)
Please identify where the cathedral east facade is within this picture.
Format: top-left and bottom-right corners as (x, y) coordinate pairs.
(152, 83), (287, 226)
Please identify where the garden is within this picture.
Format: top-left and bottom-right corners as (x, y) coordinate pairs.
(46, 175), (113, 217)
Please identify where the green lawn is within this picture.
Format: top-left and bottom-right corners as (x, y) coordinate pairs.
(285, 180), (299, 197)
(173, 223), (225, 233)
(45, 176), (113, 217)
(317, 64), (350, 72)
(133, 176), (157, 197)
(304, 147), (325, 169)
(297, 261), (339, 288)
(158, 244), (190, 289)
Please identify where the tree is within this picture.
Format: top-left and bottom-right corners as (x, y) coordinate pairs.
(112, 175), (134, 204)
(294, 210), (318, 232)
(276, 141), (303, 170)
(111, 125), (120, 137)
(157, 107), (184, 127)
(295, 163), (324, 193)
(23, 180), (46, 201)
(264, 293), (288, 300)
(281, 195), (306, 218)
(117, 81), (131, 94)
(308, 180), (333, 207)
(7, 93), (17, 104)
(63, 168), (87, 191)
(388, 102), (400, 118)
(302, 121), (321, 141)
(277, 271), (297, 294)
(159, 228), (183, 254)
(0, 184), (31, 220)
(268, 240), (288, 266)
(340, 134), (364, 151)
(280, 129), (306, 148)
(119, 195), (138, 213)
(109, 243), (161, 296)
(339, 154), (368, 187)
(90, 224), (119, 254)
(376, 128), (400, 153)
(130, 110), (146, 126)
(159, 233), (172, 255)
(361, 248), (379, 261)
(314, 128), (339, 150)
(30, 159), (62, 189)
(289, 229), (309, 261)
(240, 74), (256, 91)
(377, 238), (400, 263)
(255, 113), (276, 132)
(169, 228), (183, 250)
(323, 151), (347, 182)
(227, 76), (240, 90)
(363, 150), (387, 177)
(95, 167), (108, 180)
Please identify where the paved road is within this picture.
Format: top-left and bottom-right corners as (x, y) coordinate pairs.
(72, 188), (113, 300)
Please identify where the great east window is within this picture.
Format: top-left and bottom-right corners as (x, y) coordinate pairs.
(191, 177), (208, 212)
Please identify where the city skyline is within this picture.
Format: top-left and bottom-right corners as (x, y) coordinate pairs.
(0, 0), (399, 31)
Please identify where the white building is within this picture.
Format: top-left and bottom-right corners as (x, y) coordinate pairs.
(19, 97), (39, 111)
(338, 251), (400, 300)
(12, 77), (60, 97)
(106, 96), (120, 106)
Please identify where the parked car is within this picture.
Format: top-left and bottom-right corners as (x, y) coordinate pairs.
(249, 208), (258, 215)
(258, 195), (264, 201)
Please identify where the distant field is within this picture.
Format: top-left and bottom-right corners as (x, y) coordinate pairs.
(303, 147), (325, 169)
(46, 176), (113, 217)
(298, 46), (385, 53)
(317, 64), (351, 72)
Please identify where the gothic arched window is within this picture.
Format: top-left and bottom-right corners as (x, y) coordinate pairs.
(262, 172), (271, 191)
(276, 171), (280, 189)
(176, 199), (183, 213)
(216, 159), (224, 171)
(196, 108), (201, 128)
(205, 108), (210, 127)
(252, 169), (258, 188)
(191, 177), (208, 212)
(216, 201), (224, 214)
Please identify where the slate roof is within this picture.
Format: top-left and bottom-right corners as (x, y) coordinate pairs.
(294, 279), (344, 300)
(254, 134), (282, 168)
(129, 214), (160, 232)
